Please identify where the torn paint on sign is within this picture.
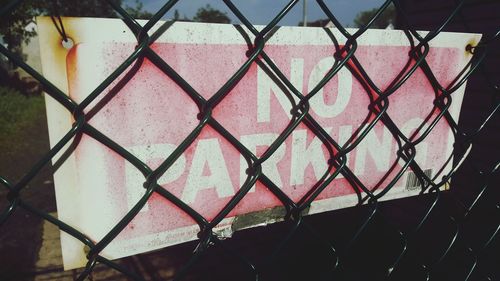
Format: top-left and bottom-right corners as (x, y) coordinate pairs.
(37, 17), (480, 270)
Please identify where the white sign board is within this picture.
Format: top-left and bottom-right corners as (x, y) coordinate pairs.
(37, 17), (479, 269)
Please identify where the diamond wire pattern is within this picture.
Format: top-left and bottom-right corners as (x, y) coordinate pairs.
(0, 0), (498, 280)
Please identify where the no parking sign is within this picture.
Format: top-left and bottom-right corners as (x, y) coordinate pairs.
(37, 17), (479, 269)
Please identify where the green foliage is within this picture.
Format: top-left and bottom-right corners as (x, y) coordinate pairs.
(0, 0), (43, 59)
(125, 0), (154, 20)
(0, 86), (45, 153)
(54, 0), (118, 18)
(193, 4), (231, 24)
(353, 4), (396, 29)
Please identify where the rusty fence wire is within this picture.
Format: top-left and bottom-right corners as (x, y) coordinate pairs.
(0, 0), (499, 280)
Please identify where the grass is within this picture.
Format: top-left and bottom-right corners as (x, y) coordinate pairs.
(0, 86), (53, 278)
(0, 86), (46, 156)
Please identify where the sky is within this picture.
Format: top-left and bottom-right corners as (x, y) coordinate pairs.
(125, 0), (386, 27)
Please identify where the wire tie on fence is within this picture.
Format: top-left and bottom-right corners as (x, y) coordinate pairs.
(465, 44), (476, 54)
(50, 0), (73, 49)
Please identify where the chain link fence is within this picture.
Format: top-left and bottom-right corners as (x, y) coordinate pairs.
(0, 0), (498, 280)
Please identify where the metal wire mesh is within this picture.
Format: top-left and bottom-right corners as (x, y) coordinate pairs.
(0, 0), (498, 280)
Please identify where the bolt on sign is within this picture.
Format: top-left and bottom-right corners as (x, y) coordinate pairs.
(37, 17), (480, 269)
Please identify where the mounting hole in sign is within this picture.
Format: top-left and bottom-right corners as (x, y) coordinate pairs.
(61, 37), (74, 49)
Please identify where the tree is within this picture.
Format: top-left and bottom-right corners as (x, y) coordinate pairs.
(353, 4), (396, 29)
(0, 1), (44, 58)
(192, 4), (231, 24)
(125, 0), (153, 20)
